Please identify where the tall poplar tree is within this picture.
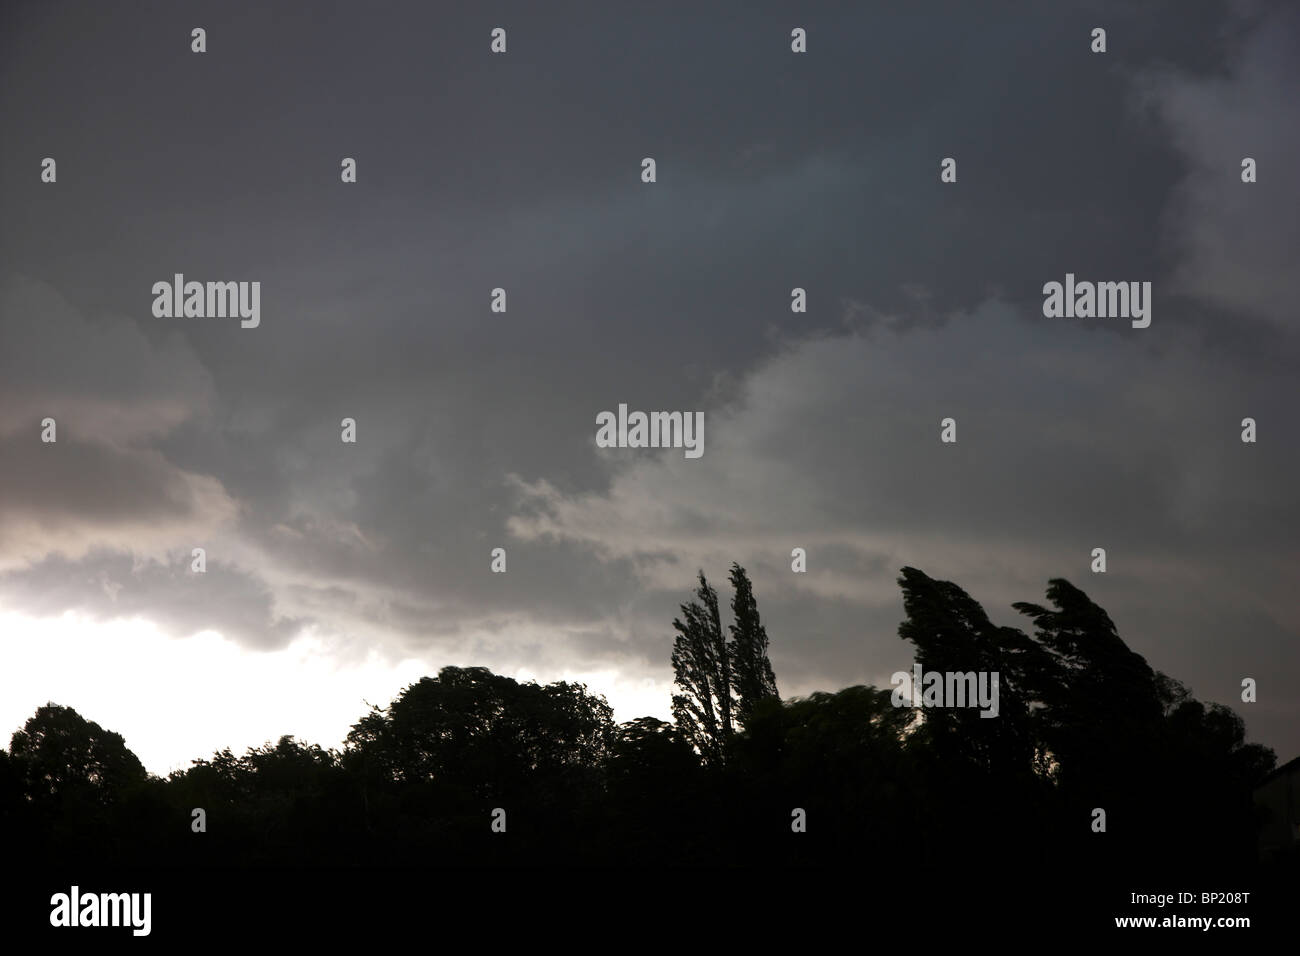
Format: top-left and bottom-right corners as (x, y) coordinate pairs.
(671, 565), (780, 763)
(727, 563), (780, 727)
(670, 571), (731, 765)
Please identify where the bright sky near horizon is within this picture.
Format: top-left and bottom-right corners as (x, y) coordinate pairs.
(0, 610), (673, 776)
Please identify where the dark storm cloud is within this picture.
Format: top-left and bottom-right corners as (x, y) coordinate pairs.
(0, 428), (229, 535)
(1132, 2), (1300, 336)
(0, 1), (1295, 755)
(0, 273), (212, 442)
(0, 275), (234, 570)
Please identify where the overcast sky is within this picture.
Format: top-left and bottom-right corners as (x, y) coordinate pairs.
(1, 0), (1296, 775)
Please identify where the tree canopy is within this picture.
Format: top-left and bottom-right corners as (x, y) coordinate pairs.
(2, 564), (1279, 874)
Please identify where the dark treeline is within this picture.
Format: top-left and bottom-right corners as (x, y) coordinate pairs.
(2, 564), (1284, 873)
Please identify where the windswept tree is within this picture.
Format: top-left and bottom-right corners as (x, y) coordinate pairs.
(671, 571), (731, 765)
(728, 562), (780, 727)
(1010, 578), (1274, 866)
(671, 565), (781, 764)
(1012, 577), (1165, 788)
(896, 567), (1047, 777)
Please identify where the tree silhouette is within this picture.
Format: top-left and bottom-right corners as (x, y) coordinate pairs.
(9, 703), (147, 809)
(671, 564), (781, 764)
(603, 717), (705, 862)
(670, 570), (732, 765)
(1013, 577), (1165, 782)
(896, 567), (1043, 777)
(1, 564), (1282, 875)
(345, 665), (614, 787)
(340, 664), (616, 861)
(727, 562), (780, 728)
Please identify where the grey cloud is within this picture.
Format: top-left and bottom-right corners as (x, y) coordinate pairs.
(1131, 2), (1300, 332)
(0, 550), (302, 651)
(0, 0), (1294, 761)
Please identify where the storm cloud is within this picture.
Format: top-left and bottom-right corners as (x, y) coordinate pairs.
(0, 0), (1294, 769)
